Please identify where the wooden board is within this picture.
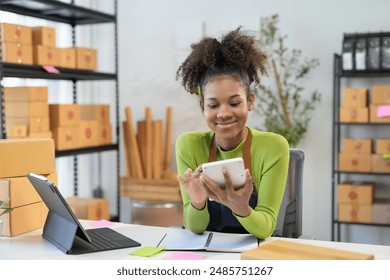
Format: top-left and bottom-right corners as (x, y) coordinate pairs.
(241, 239), (374, 260)
(122, 121), (133, 177)
(145, 107), (152, 179)
(152, 120), (163, 179)
(163, 107), (173, 176)
(125, 107), (144, 178)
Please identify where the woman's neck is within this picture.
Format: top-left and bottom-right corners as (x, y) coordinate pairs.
(216, 127), (248, 151)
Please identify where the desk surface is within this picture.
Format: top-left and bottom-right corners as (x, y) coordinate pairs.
(1, 221), (390, 260)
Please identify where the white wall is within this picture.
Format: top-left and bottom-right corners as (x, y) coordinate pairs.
(117, 0), (390, 244)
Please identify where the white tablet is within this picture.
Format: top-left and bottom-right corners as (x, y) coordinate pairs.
(201, 157), (246, 189)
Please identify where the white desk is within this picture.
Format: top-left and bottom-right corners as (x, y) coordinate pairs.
(1, 220), (390, 260)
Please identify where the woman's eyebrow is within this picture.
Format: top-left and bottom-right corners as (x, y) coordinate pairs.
(205, 94), (241, 101)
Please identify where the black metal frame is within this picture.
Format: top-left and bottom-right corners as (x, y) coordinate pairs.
(0, 0), (120, 221)
(332, 54), (390, 242)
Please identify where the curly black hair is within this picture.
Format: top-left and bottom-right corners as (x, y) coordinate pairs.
(176, 27), (267, 97)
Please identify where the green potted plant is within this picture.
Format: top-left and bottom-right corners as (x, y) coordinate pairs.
(0, 198), (13, 238)
(254, 14), (321, 147)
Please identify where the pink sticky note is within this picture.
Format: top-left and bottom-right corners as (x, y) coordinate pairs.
(42, 65), (60, 74)
(163, 252), (206, 260)
(376, 105), (390, 118)
(90, 219), (114, 227)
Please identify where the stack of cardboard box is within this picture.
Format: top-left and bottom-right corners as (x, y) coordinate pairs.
(370, 86), (390, 123)
(65, 196), (109, 221)
(0, 22), (33, 65)
(372, 139), (390, 173)
(80, 104), (112, 147)
(0, 138), (57, 236)
(339, 87), (369, 123)
(31, 26), (61, 67)
(4, 86), (52, 139)
(339, 138), (372, 172)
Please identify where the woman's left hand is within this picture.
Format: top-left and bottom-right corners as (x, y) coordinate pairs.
(200, 168), (254, 217)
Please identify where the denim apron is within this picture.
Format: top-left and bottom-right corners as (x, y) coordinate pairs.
(205, 131), (258, 234)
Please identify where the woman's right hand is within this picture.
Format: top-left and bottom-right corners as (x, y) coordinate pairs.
(177, 167), (207, 210)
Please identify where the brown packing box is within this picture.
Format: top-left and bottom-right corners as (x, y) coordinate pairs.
(341, 138), (372, 154)
(3, 86), (48, 102)
(32, 26), (56, 47)
(0, 201), (43, 236)
(79, 120), (98, 147)
(4, 101), (49, 118)
(0, 173), (57, 208)
(52, 126), (79, 150)
(0, 138), (55, 178)
(98, 123), (112, 145)
(6, 125), (27, 138)
(338, 203), (372, 223)
(376, 139), (390, 154)
(371, 86), (390, 104)
(74, 47), (97, 71)
(0, 42), (33, 64)
(80, 104), (110, 123)
(338, 153), (372, 172)
(66, 196), (109, 220)
(372, 154), (390, 173)
(372, 199), (390, 224)
(32, 45), (61, 66)
(339, 107), (368, 123)
(342, 88), (368, 107)
(6, 116), (50, 133)
(338, 183), (374, 204)
(370, 105), (390, 123)
(0, 22), (32, 44)
(49, 104), (80, 127)
(241, 239), (373, 260)
(59, 48), (76, 68)
(28, 131), (52, 138)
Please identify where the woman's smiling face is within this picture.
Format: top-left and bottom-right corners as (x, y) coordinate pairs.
(202, 75), (254, 150)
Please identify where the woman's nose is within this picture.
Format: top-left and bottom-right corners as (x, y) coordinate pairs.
(217, 105), (232, 118)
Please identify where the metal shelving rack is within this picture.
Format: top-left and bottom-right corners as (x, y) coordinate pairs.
(0, 0), (120, 221)
(331, 54), (390, 242)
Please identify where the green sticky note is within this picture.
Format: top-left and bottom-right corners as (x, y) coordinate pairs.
(383, 154), (390, 159)
(129, 246), (165, 257)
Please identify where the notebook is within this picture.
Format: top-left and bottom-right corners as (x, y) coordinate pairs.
(27, 173), (141, 255)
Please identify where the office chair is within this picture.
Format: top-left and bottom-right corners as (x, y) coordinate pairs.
(273, 148), (304, 238)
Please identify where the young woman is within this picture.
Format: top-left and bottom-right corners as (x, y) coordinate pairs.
(175, 27), (289, 240)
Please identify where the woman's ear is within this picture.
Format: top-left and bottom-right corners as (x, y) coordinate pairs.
(199, 100), (205, 115)
(247, 92), (255, 111)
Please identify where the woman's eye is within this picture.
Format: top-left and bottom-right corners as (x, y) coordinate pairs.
(231, 102), (241, 107)
(207, 104), (219, 109)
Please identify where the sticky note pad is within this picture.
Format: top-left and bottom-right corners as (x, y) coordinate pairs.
(130, 246), (165, 257)
(90, 220), (113, 227)
(42, 65), (60, 74)
(163, 252), (207, 260)
(376, 105), (390, 118)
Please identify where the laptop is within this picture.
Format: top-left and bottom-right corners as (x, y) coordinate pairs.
(27, 173), (141, 255)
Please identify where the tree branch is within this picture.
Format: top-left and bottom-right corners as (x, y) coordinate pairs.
(272, 59), (291, 129)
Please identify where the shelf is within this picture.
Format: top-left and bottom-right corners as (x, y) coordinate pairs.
(334, 171), (390, 176)
(0, 62), (116, 80)
(335, 122), (390, 126)
(0, 0), (115, 25)
(55, 144), (118, 157)
(334, 221), (390, 228)
(341, 70), (390, 78)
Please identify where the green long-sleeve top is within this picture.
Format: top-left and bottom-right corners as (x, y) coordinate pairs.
(175, 127), (290, 240)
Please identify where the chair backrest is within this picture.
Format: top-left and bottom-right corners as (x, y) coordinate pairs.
(275, 148), (304, 238)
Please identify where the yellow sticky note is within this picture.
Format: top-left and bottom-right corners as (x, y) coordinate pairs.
(129, 246), (165, 257)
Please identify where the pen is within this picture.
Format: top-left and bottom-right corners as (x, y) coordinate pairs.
(156, 233), (167, 247)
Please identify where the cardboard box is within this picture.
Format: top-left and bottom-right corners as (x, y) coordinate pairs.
(0, 22), (32, 44)
(6, 116), (50, 133)
(59, 47), (76, 68)
(338, 183), (374, 204)
(339, 107), (369, 123)
(66, 196), (109, 220)
(0, 42), (33, 64)
(0, 138), (55, 178)
(372, 199), (390, 224)
(371, 85), (390, 105)
(32, 45), (61, 66)
(52, 126), (79, 150)
(49, 104), (80, 127)
(80, 104), (110, 123)
(338, 153), (372, 172)
(5, 125), (27, 138)
(4, 101), (49, 117)
(342, 88), (368, 107)
(28, 131), (52, 138)
(3, 86), (48, 102)
(32, 26), (56, 47)
(0, 173), (57, 208)
(372, 154), (390, 173)
(75, 47), (97, 71)
(376, 139), (390, 154)
(370, 105), (390, 123)
(98, 123), (112, 145)
(0, 202), (42, 236)
(79, 120), (98, 147)
(338, 203), (372, 223)
(341, 138), (372, 154)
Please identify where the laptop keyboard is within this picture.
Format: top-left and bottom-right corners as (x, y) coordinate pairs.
(75, 229), (124, 251)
